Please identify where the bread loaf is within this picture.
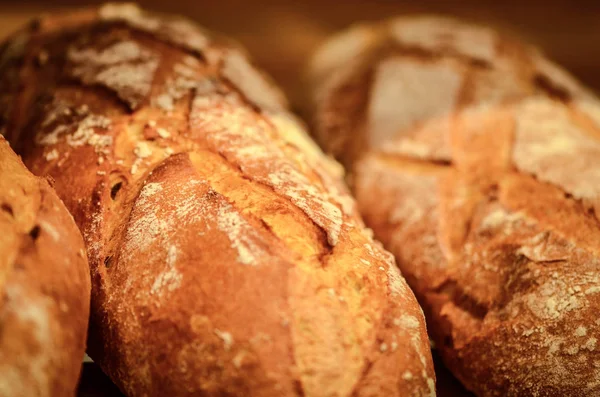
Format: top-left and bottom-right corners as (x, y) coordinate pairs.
(0, 5), (435, 396)
(308, 16), (600, 396)
(308, 16), (594, 169)
(0, 136), (90, 397)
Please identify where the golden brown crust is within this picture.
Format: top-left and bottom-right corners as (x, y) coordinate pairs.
(0, 136), (90, 397)
(308, 15), (595, 169)
(1, 4), (435, 396)
(309, 16), (600, 397)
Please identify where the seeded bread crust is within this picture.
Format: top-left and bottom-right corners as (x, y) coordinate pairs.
(0, 136), (90, 397)
(308, 16), (600, 397)
(0, 5), (435, 396)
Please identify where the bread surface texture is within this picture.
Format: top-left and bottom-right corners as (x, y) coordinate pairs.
(309, 16), (600, 397)
(0, 4), (435, 396)
(0, 136), (91, 397)
(308, 15), (594, 168)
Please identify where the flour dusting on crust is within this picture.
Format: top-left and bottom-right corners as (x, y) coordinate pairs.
(125, 177), (272, 272)
(389, 17), (497, 63)
(217, 202), (262, 266)
(68, 41), (159, 109)
(151, 245), (182, 294)
(154, 58), (203, 111)
(394, 313), (435, 397)
(191, 92), (343, 246)
(221, 50), (285, 112)
(513, 98), (600, 201)
(36, 100), (113, 157)
(0, 286), (53, 397)
(368, 58), (462, 148)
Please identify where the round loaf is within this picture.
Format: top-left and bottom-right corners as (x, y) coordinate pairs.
(0, 136), (90, 397)
(308, 15), (594, 169)
(308, 16), (600, 396)
(1, 5), (435, 396)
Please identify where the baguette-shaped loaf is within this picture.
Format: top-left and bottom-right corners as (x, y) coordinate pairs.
(308, 17), (600, 396)
(0, 5), (435, 396)
(0, 136), (90, 397)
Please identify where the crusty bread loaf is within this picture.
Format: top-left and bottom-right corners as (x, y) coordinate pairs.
(308, 15), (595, 169)
(0, 4), (435, 396)
(0, 136), (90, 397)
(308, 16), (600, 397)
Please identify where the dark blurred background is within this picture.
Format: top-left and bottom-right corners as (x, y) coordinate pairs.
(0, 1), (596, 396)
(1, 0), (599, 108)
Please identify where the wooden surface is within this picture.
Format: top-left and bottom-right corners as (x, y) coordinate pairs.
(1, 1), (596, 396)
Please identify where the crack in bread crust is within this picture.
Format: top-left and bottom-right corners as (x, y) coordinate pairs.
(310, 15), (600, 397)
(0, 5), (434, 397)
(353, 102), (600, 396)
